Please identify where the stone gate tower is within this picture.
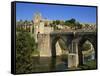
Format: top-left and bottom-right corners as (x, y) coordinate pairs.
(33, 12), (42, 43)
(33, 12), (46, 43)
(33, 12), (52, 57)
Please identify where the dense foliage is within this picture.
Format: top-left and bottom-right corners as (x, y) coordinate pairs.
(16, 32), (36, 73)
(51, 18), (83, 30)
(82, 42), (91, 51)
(64, 18), (82, 29)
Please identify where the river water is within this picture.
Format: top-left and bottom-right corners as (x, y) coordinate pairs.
(31, 56), (68, 73)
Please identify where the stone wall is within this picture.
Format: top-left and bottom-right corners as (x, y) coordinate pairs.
(37, 33), (63, 57)
(37, 34), (51, 57)
(44, 27), (54, 34)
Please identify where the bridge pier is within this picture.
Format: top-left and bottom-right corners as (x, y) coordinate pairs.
(38, 34), (52, 57)
(68, 41), (79, 68)
(68, 54), (79, 68)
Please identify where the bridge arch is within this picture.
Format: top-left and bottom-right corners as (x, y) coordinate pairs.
(51, 35), (68, 58)
(50, 32), (97, 68)
(78, 35), (97, 66)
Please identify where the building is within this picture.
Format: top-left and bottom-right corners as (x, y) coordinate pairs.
(33, 12), (54, 42)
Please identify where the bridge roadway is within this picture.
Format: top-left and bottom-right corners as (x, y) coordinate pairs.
(50, 31), (96, 35)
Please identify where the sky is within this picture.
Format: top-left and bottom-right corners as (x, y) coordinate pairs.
(16, 2), (97, 24)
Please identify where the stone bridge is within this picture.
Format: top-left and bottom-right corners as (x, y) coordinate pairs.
(37, 32), (97, 68)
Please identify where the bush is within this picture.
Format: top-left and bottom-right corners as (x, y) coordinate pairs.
(82, 43), (91, 51)
(16, 32), (36, 73)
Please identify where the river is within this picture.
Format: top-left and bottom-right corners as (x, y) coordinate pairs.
(31, 56), (68, 73)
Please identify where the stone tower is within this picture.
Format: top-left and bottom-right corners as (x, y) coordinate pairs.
(33, 12), (42, 43)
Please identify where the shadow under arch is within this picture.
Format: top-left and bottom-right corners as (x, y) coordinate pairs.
(51, 35), (68, 58)
(78, 36), (97, 66)
(50, 35), (69, 71)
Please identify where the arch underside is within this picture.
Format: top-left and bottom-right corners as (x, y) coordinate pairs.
(51, 35), (72, 58)
(78, 35), (97, 66)
(50, 33), (97, 68)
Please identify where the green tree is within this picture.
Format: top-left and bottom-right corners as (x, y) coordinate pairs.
(52, 20), (56, 25)
(82, 43), (91, 51)
(55, 20), (60, 25)
(16, 32), (36, 73)
(75, 22), (82, 29)
(68, 18), (76, 24)
(64, 18), (82, 30)
(64, 18), (76, 27)
(85, 24), (90, 28)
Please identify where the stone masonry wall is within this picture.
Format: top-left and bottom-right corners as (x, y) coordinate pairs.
(37, 34), (51, 57)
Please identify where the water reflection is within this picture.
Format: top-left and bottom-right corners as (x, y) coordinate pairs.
(31, 56), (68, 72)
(31, 55), (96, 73)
